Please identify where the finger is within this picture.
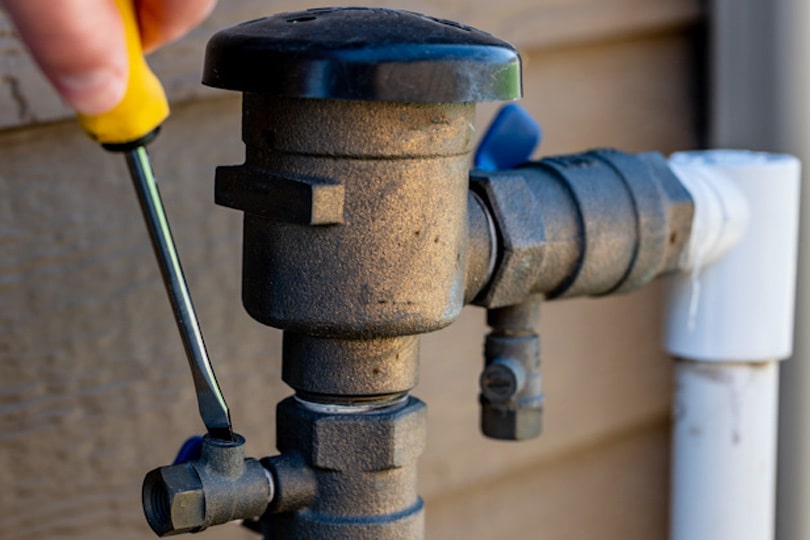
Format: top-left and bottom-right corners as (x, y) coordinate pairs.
(137, 0), (217, 53)
(2, 0), (127, 115)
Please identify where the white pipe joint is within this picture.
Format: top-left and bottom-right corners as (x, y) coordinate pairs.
(666, 150), (800, 361)
(664, 150), (801, 540)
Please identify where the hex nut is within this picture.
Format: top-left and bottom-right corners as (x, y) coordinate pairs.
(142, 463), (206, 536)
(277, 397), (427, 471)
(480, 402), (543, 441)
(470, 171), (546, 308)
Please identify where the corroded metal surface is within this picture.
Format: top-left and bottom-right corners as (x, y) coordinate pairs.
(156, 7), (523, 539)
(282, 334), (420, 397)
(139, 7), (695, 540)
(230, 97), (475, 337)
(142, 435), (273, 536)
(263, 396), (427, 539)
(480, 297), (544, 440)
(471, 149), (694, 307)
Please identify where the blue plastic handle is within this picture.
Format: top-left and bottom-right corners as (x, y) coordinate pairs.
(474, 103), (542, 171)
(172, 435), (204, 464)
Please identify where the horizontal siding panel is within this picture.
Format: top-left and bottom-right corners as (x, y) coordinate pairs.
(419, 285), (672, 501)
(0, 0), (700, 131)
(425, 423), (670, 539)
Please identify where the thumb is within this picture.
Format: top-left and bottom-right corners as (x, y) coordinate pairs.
(2, 0), (127, 115)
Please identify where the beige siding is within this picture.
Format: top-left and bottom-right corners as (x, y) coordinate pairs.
(0, 1), (699, 538)
(0, 0), (699, 130)
(426, 425), (670, 540)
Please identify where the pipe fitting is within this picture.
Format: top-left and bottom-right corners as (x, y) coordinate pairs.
(664, 150), (800, 362)
(480, 297), (544, 440)
(142, 434), (273, 536)
(282, 334), (420, 397)
(262, 453), (317, 514)
(471, 149), (694, 307)
(262, 395), (427, 539)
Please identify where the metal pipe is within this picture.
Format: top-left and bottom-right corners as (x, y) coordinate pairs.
(470, 149), (694, 308)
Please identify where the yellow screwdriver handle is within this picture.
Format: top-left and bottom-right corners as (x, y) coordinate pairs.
(77, 0), (169, 146)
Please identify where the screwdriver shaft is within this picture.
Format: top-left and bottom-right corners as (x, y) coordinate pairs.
(124, 146), (233, 441)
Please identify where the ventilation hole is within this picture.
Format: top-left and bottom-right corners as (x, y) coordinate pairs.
(286, 16), (317, 23)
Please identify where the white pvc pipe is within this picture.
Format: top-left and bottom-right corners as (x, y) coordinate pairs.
(671, 360), (779, 540)
(665, 150), (801, 540)
(667, 154), (749, 275)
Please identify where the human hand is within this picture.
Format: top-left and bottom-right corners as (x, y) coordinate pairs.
(1, 0), (216, 115)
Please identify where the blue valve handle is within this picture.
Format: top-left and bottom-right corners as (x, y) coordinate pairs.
(172, 435), (204, 464)
(474, 103), (542, 171)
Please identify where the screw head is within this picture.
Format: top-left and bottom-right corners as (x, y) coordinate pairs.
(480, 357), (526, 402)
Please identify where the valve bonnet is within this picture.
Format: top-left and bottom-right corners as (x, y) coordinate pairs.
(203, 7), (522, 102)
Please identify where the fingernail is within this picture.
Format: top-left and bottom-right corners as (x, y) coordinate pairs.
(57, 68), (127, 115)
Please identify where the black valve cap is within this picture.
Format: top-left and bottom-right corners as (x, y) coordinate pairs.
(203, 7), (521, 103)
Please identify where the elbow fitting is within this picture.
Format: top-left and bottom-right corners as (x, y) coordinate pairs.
(142, 434), (273, 537)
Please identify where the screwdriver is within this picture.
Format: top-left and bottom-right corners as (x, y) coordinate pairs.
(76, 0), (233, 441)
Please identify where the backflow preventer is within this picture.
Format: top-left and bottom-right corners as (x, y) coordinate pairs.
(141, 7), (694, 539)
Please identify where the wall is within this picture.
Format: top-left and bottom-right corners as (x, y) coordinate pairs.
(0, 1), (700, 538)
